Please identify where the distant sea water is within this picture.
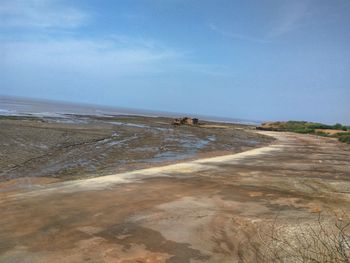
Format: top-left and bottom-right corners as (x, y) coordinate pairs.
(0, 96), (261, 125)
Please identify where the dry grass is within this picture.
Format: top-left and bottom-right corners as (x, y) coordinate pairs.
(315, 129), (347, 135)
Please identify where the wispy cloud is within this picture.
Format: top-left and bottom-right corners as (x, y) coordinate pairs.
(0, 0), (89, 28)
(208, 0), (311, 43)
(1, 35), (231, 79)
(109, 35), (172, 51)
(0, 1), (232, 78)
(1, 37), (182, 76)
(267, 0), (310, 38)
(208, 23), (270, 44)
(174, 62), (233, 77)
(0, 1), (179, 75)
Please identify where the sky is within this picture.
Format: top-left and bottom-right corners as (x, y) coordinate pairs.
(0, 0), (349, 124)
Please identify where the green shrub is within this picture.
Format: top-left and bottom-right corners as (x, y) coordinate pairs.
(294, 128), (315, 134)
(309, 123), (332, 129)
(339, 135), (350, 144)
(335, 132), (350, 137)
(259, 122), (350, 143)
(333, 123), (343, 130)
(331, 123), (348, 131)
(314, 131), (328, 136)
(336, 132), (350, 144)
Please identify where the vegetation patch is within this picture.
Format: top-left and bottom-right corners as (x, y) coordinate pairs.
(257, 121), (350, 144)
(336, 132), (350, 144)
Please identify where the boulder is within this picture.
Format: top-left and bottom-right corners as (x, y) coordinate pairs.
(172, 117), (199, 126)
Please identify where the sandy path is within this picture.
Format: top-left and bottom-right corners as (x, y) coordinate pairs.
(0, 131), (350, 263)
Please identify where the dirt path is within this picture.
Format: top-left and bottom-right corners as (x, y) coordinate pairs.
(0, 132), (349, 263)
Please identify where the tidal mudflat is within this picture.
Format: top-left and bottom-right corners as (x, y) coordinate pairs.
(0, 115), (270, 184)
(0, 115), (350, 262)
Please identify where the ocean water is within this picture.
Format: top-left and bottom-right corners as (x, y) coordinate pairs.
(0, 96), (260, 125)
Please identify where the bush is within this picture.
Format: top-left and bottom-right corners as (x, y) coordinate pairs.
(339, 136), (350, 144)
(332, 123), (348, 131)
(309, 123), (332, 130)
(335, 132), (350, 144)
(333, 123), (344, 130)
(294, 128), (315, 134)
(258, 122), (350, 144)
(315, 131), (328, 136)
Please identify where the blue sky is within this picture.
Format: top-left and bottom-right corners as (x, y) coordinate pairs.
(1, 0), (349, 124)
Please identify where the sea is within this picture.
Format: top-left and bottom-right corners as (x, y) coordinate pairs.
(0, 95), (260, 125)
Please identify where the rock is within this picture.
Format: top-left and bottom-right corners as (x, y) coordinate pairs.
(172, 118), (182, 126)
(172, 117), (199, 126)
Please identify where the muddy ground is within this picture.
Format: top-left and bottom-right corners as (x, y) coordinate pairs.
(0, 115), (271, 184)
(0, 116), (350, 263)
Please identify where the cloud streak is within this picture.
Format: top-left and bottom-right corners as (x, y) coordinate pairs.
(0, 0), (89, 28)
(208, 23), (271, 44)
(267, 0), (310, 38)
(1, 35), (229, 79)
(0, 1), (228, 77)
(1, 37), (183, 77)
(208, 0), (311, 43)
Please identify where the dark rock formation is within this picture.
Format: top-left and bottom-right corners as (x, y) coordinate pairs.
(172, 117), (199, 126)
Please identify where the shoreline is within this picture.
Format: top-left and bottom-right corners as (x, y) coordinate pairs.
(1, 131), (280, 200)
(0, 96), (261, 125)
(0, 114), (272, 186)
(0, 131), (275, 196)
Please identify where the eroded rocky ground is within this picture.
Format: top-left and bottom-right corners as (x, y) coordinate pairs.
(0, 129), (349, 262)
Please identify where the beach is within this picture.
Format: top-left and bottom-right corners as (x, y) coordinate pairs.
(0, 113), (270, 185)
(0, 112), (350, 262)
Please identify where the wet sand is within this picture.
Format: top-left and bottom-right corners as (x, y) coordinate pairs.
(0, 115), (271, 185)
(1, 131), (349, 262)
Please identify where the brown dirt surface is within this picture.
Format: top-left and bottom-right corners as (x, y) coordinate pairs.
(0, 130), (349, 262)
